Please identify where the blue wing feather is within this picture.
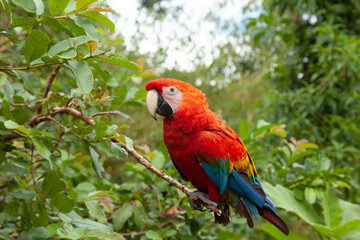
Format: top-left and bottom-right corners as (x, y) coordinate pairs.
(201, 156), (231, 194)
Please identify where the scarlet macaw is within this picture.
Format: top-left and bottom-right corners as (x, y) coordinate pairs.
(145, 78), (289, 235)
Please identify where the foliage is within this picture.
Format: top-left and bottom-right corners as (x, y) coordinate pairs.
(245, 0), (360, 201)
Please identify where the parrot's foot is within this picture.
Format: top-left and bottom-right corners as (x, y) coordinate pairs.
(189, 191), (218, 211)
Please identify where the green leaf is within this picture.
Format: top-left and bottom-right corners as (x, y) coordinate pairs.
(85, 230), (125, 240)
(134, 89), (147, 100)
(113, 203), (134, 231)
(145, 230), (162, 240)
(0, 31), (19, 44)
(85, 200), (106, 223)
(305, 187), (317, 204)
(322, 192), (343, 228)
(152, 150), (165, 169)
(72, 218), (112, 232)
(67, 61), (94, 94)
(40, 16), (74, 36)
(48, 35), (91, 57)
(94, 122), (107, 138)
(0, 0), (12, 23)
(76, 0), (96, 11)
(332, 219), (360, 238)
(41, 171), (65, 199)
(89, 56), (141, 71)
(80, 11), (115, 31)
(262, 182), (322, 226)
(32, 138), (52, 162)
(295, 143), (319, 152)
(33, 0), (44, 15)
(12, 108), (29, 124)
(125, 136), (134, 151)
(89, 145), (104, 178)
(11, 16), (39, 27)
(13, 70), (40, 94)
(4, 120), (19, 129)
(262, 223), (308, 240)
(110, 142), (128, 158)
(239, 118), (251, 140)
(52, 192), (75, 213)
(23, 30), (50, 63)
(287, 150), (314, 166)
(253, 122), (272, 138)
(1, 99), (11, 119)
(60, 48), (77, 59)
(57, 223), (83, 240)
(49, 0), (70, 15)
(71, 16), (102, 45)
(12, 0), (36, 13)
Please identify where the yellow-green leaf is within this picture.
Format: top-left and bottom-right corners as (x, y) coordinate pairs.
(76, 0), (96, 11)
(295, 143), (319, 152)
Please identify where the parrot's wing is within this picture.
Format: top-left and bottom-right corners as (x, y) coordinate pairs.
(195, 125), (257, 179)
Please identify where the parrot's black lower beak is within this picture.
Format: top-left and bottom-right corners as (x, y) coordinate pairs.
(146, 90), (173, 120)
(156, 94), (173, 118)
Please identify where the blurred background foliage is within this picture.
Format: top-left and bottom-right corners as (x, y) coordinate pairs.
(0, 0), (359, 239)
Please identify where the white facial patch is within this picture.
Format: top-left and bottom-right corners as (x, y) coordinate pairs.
(162, 86), (182, 114)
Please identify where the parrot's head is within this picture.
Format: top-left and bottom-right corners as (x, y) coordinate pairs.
(145, 78), (207, 120)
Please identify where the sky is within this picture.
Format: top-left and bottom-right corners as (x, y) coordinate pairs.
(106, 0), (255, 71)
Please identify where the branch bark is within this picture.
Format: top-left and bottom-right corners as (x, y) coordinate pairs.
(43, 66), (60, 98)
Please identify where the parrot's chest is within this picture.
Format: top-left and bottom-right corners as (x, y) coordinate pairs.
(163, 131), (213, 193)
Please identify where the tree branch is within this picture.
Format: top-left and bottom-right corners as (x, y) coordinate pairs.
(0, 51), (110, 72)
(36, 66), (61, 114)
(26, 105), (221, 215)
(43, 66), (60, 98)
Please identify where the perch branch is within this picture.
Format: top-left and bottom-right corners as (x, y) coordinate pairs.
(110, 138), (222, 216)
(26, 105), (221, 215)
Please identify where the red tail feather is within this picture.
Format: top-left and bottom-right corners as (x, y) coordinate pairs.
(237, 199), (254, 228)
(260, 207), (289, 235)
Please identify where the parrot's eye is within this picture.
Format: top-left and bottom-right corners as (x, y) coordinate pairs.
(168, 87), (176, 95)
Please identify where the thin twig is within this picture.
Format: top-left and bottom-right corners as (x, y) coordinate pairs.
(90, 111), (119, 118)
(0, 51), (110, 72)
(43, 66), (60, 98)
(36, 66), (61, 114)
(30, 145), (47, 205)
(46, 116), (88, 142)
(28, 106), (95, 127)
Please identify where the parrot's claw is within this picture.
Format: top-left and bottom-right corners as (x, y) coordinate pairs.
(189, 191), (218, 212)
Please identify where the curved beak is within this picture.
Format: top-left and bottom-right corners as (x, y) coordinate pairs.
(146, 90), (173, 120)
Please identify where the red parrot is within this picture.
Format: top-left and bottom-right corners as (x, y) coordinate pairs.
(145, 78), (289, 235)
